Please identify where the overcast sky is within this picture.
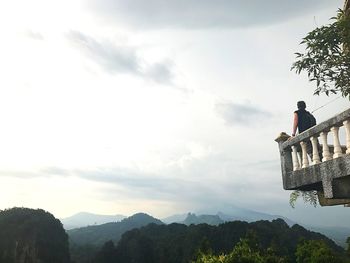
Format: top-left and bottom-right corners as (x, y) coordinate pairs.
(0, 0), (349, 227)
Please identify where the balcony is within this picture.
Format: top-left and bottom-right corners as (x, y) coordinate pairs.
(275, 108), (350, 206)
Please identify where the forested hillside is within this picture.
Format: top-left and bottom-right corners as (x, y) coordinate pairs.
(69, 213), (163, 263)
(1, 208), (349, 263)
(93, 219), (347, 263)
(68, 212), (163, 246)
(0, 207), (70, 263)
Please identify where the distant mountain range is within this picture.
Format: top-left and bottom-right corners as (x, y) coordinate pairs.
(61, 212), (126, 230)
(62, 205), (295, 229)
(308, 225), (350, 248)
(199, 204), (297, 226)
(68, 213), (163, 246)
(162, 204), (296, 226)
(163, 212), (296, 226)
(181, 213), (224, 225)
(63, 206), (350, 248)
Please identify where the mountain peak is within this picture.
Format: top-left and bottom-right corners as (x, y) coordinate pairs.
(61, 212), (126, 230)
(67, 212), (163, 247)
(183, 213), (224, 226)
(123, 213), (163, 225)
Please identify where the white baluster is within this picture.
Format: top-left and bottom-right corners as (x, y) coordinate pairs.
(331, 126), (343, 158)
(343, 120), (350, 154)
(320, 131), (332, 161)
(300, 141), (309, 168)
(291, 146), (300, 171)
(297, 152), (302, 166)
(310, 136), (321, 164)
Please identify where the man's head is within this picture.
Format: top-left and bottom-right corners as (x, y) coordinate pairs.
(297, 101), (306, 110)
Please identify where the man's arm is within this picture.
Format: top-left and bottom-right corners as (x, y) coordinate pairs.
(292, 112), (298, 136)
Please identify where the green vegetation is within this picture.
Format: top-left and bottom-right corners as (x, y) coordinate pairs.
(295, 239), (347, 263)
(68, 212), (163, 247)
(0, 207), (70, 263)
(93, 241), (116, 263)
(289, 190), (318, 208)
(194, 238), (349, 263)
(1, 207), (349, 263)
(69, 213), (163, 263)
(193, 238), (286, 263)
(292, 9), (350, 99)
(92, 219), (347, 263)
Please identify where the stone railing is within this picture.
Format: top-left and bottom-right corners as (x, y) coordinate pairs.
(275, 108), (350, 204)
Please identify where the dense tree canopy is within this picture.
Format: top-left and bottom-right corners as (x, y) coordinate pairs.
(0, 207), (70, 263)
(68, 212), (163, 247)
(194, 238), (350, 263)
(295, 239), (346, 263)
(91, 219), (346, 263)
(69, 213), (163, 263)
(193, 238), (286, 263)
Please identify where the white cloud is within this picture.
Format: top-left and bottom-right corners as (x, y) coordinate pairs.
(215, 102), (272, 127)
(66, 30), (175, 85)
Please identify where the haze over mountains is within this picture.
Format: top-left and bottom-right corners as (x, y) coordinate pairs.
(68, 213), (163, 246)
(67, 212), (347, 263)
(63, 205), (350, 248)
(162, 205), (296, 226)
(63, 205), (295, 228)
(3, 207), (349, 263)
(61, 212), (126, 230)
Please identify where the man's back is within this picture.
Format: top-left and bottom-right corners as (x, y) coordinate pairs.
(295, 109), (316, 133)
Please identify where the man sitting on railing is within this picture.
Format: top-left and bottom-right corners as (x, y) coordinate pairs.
(291, 101), (316, 137)
(290, 101), (319, 155)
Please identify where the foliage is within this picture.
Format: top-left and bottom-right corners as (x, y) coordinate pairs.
(69, 213), (163, 262)
(289, 190), (318, 208)
(93, 241), (116, 263)
(193, 239), (266, 263)
(0, 207), (70, 263)
(295, 239), (347, 263)
(68, 213), (163, 247)
(70, 243), (100, 263)
(90, 219), (345, 263)
(291, 9), (350, 98)
(193, 238), (291, 263)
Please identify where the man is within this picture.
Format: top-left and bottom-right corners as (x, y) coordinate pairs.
(291, 101), (316, 137)
(290, 101), (320, 158)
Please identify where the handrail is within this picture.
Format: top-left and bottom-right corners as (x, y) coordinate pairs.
(276, 107), (350, 195)
(282, 108), (350, 151)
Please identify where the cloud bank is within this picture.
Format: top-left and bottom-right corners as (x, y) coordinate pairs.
(86, 0), (336, 29)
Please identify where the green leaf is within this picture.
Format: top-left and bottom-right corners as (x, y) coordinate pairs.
(292, 9), (350, 99)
